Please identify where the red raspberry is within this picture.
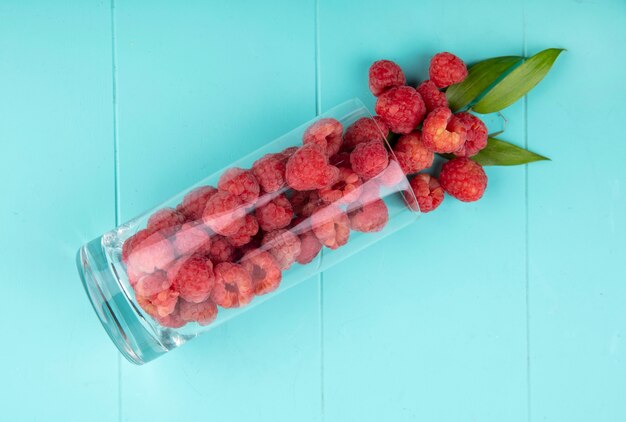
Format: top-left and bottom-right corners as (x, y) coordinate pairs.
(416, 80), (448, 113)
(303, 118), (344, 157)
(168, 255), (215, 303)
(126, 230), (176, 274)
(133, 270), (172, 297)
(154, 308), (187, 329)
(439, 157), (488, 202)
(289, 190), (324, 218)
(429, 52), (468, 88)
(177, 185), (217, 222)
(212, 262), (254, 308)
(226, 214), (259, 247)
(453, 112), (488, 157)
(178, 298), (218, 326)
(319, 166), (363, 205)
(262, 229), (301, 270)
(137, 287), (179, 318)
(218, 167), (260, 205)
(255, 194), (293, 231)
(310, 204), (350, 250)
(350, 140), (389, 180)
(285, 144), (340, 191)
(368, 60), (406, 96)
(375, 86), (426, 134)
(405, 173), (444, 213)
(208, 236), (236, 263)
(172, 222), (212, 256)
(146, 208), (186, 233)
(241, 251), (282, 295)
(251, 153), (286, 193)
(295, 231), (322, 265)
(422, 107), (467, 153)
(202, 191), (246, 236)
(393, 131), (434, 175)
(349, 199), (389, 232)
(343, 116), (389, 151)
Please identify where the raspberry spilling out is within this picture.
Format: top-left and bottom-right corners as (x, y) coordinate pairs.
(349, 199), (389, 233)
(350, 140), (389, 180)
(285, 144), (340, 191)
(429, 52), (468, 88)
(212, 262), (254, 308)
(137, 287), (179, 318)
(208, 236), (236, 263)
(453, 112), (488, 157)
(343, 117), (389, 151)
(405, 173), (444, 213)
(218, 167), (260, 205)
(422, 107), (467, 153)
(375, 86), (426, 134)
(202, 191), (246, 236)
(255, 194), (294, 231)
(252, 153), (286, 193)
(262, 229), (302, 270)
(126, 230), (176, 274)
(416, 80), (448, 113)
(439, 157), (488, 202)
(146, 208), (186, 233)
(134, 270), (172, 297)
(241, 251), (282, 295)
(319, 167), (363, 205)
(393, 131), (434, 175)
(178, 298), (218, 326)
(303, 118), (344, 157)
(368, 60), (406, 96)
(172, 222), (212, 256)
(295, 231), (322, 265)
(310, 204), (350, 250)
(177, 186), (217, 222)
(168, 255), (215, 303)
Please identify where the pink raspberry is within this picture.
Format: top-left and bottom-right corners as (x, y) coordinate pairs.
(255, 194), (293, 231)
(354, 179), (382, 205)
(439, 157), (488, 202)
(226, 214), (259, 247)
(422, 107), (467, 153)
(285, 144), (340, 191)
(251, 153), (286, 193)
(218, 167), (260, 205)
(212, 262), (254, 308)
(177, 185), (217, 221)
(348, 199), (389, 232)
(241, 251), (282, 295)
(303, 118), (344, 157)
(319, 166), (363, 205)
(126, 230), (176, 274)
(310, 204), (350, 250)
(202, 191), (246, 236)
(368, 60), (406, 96)
(375, 86), (426, 134)
(429, 52), (468, 88)
(350, 140), (389, 180)
(154, 308), (187, 329)
(416, 80), (449, 113)
(136, 287), (179, 318)
(295, 231), (322, 265)
(404, 173), (444, 213)
(393, 131), (434, 175)
(371, 159), (405, 188)
(172, 222), (212, 256)
(178, 298), (218, 326)
(343, 116), (389, 151)
(262, 229), (302, 270)
(133, 270), (172, 297)
(146, 208), (186, 233)
(122, 229), (150, 264)
(208, 236), (236, 263)
(453, 112), (488, 157)
(168, 255), (215, 303)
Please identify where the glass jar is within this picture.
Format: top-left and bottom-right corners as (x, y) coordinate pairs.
(77, 98), (420, 365)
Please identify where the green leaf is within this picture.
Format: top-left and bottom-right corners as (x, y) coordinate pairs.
(472, 48), (565, 114)
(445, 56), (523, 112)
(471, 138), (550, 166)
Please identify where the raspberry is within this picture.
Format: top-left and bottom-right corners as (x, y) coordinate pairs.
(137, 287), (179, 318)
(349, 199), (389, 232)
(289, 190), (323, 218)
(172, 222), (212, 256)
(202, 191), (246, 236)
(133, 270), (172, 297)
(375, 86), (426, 134)
(168, 255), (215, 303)
(354, 179), (382, 205)
(350, 140), (389, 180)
(241, 251), (282, 295)
(212, 262), (254, 308)
(372, 159), (405, 188)
(295, 231), (322, 265)
(429, 52), (468, 88)
(155, 309), (187, 329)
(208, 236), (236, 263)
(405, 173), (444, 213)
(393, 131), (434, 175)
(422, 107), (467, 153)
(255, 194), (293, 231)
(122, 229), (150, 264)
(285, 144), (340, 191)
(416, 80), (448, 113)
(146, 208), (186, 233)
(279, 146), (298, 160)
(178, 298), (218, 326)
(177, 185), (217, 221)
(368, 60), (406, 96)
(226, 214), (259, 247)
(453, 112), (488, 157)
(303, 118), (344, 157)
(343, 116), (389, 151)
(310, 204), (350, 250)
(251, 153), (286, 193)
(218, 167), (260, 205)
(262, 229), (301, 270)
(319, 166), (363, 205)
(126, 230), (176, 274)
(439, 157), (488, 202)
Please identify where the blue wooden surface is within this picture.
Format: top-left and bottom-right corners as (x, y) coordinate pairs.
(1, 1), (625, 421)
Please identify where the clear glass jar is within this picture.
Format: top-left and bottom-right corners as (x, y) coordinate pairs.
(77, 98), (420, 365)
